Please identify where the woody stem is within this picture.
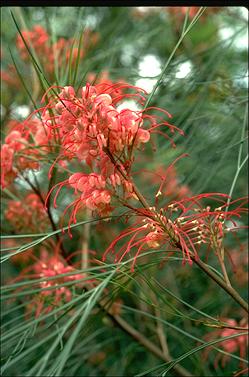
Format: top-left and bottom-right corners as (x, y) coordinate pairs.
(81, 209), (91, 270)
(86, 282), (192, 377)
(216, 248), (232, 288)
(192, 257), (248, 313)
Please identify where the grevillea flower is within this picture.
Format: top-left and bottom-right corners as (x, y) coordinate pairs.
(20, 248), (86, 317)
(203, 318), (248, 368)
(102, 193), (248, 270)
(42, 83), (154, 163)
(5, 193), (49, 232)
(1, 118), (52, 188)
(16, 25), (49, 61)
(43, 82), (183, 231)
(16, 25), (99, 76)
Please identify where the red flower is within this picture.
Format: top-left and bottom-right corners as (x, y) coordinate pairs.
(103, 194), (248, 270)
(21, 247), (86, 318)
(1, 118), (53, 188)
(16, 25), (49, 61)
(43, 82), (181, 232)
(5, 193), (49, 232)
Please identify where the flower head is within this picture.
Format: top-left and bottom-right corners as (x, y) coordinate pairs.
(43, 82), (182, 232)
(24, 248), (86, 317)
(5, 193), (49, 232)
(102, 193), (248, 270)
(16, 25), (49, 61)
(1, 118), (52, 188)
(16, 25), (99, 75)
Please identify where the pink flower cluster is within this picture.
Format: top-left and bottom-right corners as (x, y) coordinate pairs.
(219, 319), (247, 355)
(28, 250), (85, 317)
(16, 25), (49, 60)
(2, 26), (99, 94)
(204, 318), (248, 368)
(5, 193), (48, 232)
(43, 83), (181, 225)
(16, 25), (99, 74)
(67, 172), (113, 217)
(1, 119), (51, 188)
(43, 84), (150, 163)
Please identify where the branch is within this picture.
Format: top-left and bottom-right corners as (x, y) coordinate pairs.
(192, 257), (248, 313)
(20, 172), (69, 261)
(84, 281), (192, 376)
(111, 314), (192, 377)
(108, 307), (192, 377)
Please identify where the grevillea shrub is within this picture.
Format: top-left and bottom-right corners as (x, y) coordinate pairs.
(1, 7), (248, 377)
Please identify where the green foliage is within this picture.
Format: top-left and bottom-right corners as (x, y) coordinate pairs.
(1, 6), (248, 377)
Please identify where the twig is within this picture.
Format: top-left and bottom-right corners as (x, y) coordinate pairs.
(216, 246), (232, 288)
(103, 302), (192, 376)
(82, 280), (192, 376)
(81, 209), (91, 270)
(151, 291), (170, 358)
(192, 257), (248, 313)
(110, 314), (192, 377)
(225, 105), (248, 213)
(20, 173), (68, 261)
